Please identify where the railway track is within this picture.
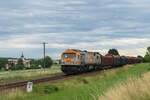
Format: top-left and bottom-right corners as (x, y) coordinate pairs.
(0, 64), (125, 91)
(0, 69), (104, 90)
(0, 73), (66, 90)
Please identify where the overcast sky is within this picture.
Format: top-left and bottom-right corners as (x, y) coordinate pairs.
(0, 0), (150, 59)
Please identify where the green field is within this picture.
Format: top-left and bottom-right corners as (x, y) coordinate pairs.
(0, 65), (61, 83)
(1, 63), (150, 100)
(0, 64), (61, 74)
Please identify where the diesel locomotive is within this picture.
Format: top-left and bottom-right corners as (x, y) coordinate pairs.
(61, 49), (142, 74)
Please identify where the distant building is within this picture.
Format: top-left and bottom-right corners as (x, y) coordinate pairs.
(53, 59), (60, 64)
(8, 52), (31, 68)
(5, 64), (9, 70)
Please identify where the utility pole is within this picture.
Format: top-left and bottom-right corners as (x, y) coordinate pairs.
(41, 42), (48, 68)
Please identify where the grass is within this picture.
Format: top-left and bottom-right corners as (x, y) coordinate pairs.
(1, 63), (150, 100)
(100, 70), (150, 100)
(33, 84), (59, 94)
(0, 65), (61, 83)
(0, 70), (61, 83)
(0, 64), (61, 75)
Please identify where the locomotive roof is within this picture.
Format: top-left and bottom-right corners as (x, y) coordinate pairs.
(71, 49), (87, 53)
(71, 49), (100, 54)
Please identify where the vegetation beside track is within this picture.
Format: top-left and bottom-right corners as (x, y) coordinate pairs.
(1, 63), (150, 100)
(0, 65), (61, 83)
(100, 71), (150, 100)
(0, 64), (60, 74)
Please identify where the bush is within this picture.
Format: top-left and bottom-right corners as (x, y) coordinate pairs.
(76, 77), (89, 84)
(25, 64), (41, 69)
(143, 55), (150, 62)
(33, 84), (59, 94)
(10, 65), (24, 70)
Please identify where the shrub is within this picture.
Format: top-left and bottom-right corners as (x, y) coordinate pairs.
(76, 77), (89, 84)
(33, 84), (59, 94)
(25, 64), (41, 69)
(10, 65), (24, 70)
(0, 58), (8, 69)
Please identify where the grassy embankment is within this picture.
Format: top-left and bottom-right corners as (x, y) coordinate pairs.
(100, 68), (150, 100)
(0, 64), (61, 83)
(1, 63), (150, 100)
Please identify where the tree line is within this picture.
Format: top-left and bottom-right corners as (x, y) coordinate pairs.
(30, 56), (53, 68)
(0, 56), (53, 70)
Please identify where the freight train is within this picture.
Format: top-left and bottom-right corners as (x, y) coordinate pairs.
(61, 49), (142, 74)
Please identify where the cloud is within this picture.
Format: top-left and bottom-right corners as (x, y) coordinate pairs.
(119, 48), (147, 56)
(0, 33), (148, 57)
(0, 0), (150, 59)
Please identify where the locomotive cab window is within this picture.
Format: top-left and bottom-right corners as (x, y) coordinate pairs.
(63, 53), (76, 58)
(63, 54), (68, 58)
(70, 53), (76, 58)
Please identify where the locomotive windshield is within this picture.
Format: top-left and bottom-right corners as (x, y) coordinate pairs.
(63, 53), (76, 58)
(63, 54), (68, 58)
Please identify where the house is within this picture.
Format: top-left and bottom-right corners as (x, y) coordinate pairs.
(53, 59), (60, 64)
(8, 52), (31, 68)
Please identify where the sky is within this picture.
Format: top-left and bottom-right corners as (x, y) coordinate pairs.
(0, 0), (150, 59)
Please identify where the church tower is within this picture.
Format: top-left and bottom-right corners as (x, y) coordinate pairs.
(21, 52), (25, 61)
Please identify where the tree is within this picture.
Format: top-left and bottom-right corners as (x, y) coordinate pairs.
(30, 59), (42, 69)
(31, 59), (41, 66)
(137, 55), (143, 60)
(146, 46), (150, 55)
(18, 58), (24, 66)
(59, 59), (61, 64)
(0, 58), (8, 69)
(30, 56), (53, 68)
(137, 55), (143, 58)
(10, 58), (25, 70)
(41, 56), (53, 68)
(137, 55), (143, 62)
(108, 48), (120, 55)
(143, 46), (150, 62)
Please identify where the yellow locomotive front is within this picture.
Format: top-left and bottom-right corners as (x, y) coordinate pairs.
(61, 49), (82, 74)
(61, 49), (81, 65)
